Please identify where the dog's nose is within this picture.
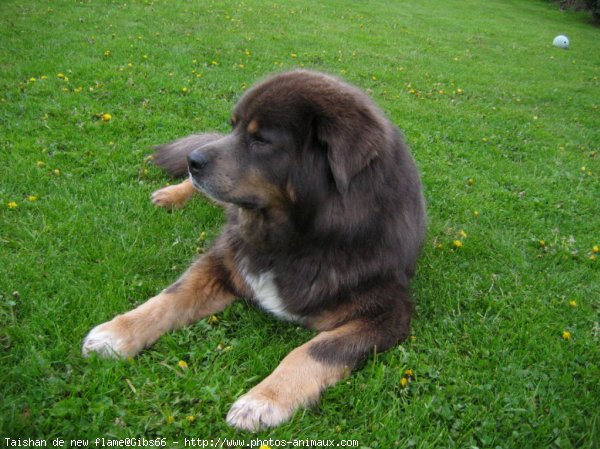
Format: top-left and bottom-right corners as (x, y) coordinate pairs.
(187, 151), (210, 174)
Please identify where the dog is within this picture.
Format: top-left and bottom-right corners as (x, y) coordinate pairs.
(82, 70), (427, 431)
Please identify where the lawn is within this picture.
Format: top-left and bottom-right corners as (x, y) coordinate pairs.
(1, 0), (599, 447)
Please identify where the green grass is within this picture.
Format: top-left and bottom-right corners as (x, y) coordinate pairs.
(1, 0), (599, 447)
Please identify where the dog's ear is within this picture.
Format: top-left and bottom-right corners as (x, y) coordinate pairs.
(316, 107), (386, 194)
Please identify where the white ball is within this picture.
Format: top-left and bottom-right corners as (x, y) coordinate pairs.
(553, 35), (569, 49)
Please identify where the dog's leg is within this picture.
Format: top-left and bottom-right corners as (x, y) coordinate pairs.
(226, 289), (412, 431)
(82, 252), (236, 358)
(151, 178), (196, 209)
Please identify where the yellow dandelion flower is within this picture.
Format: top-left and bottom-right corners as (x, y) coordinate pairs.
(41, 75), (48, 80)
(210, 60), (218, 65)
(8, 201), (18, 209)
(452, 240), (463, 249)
(436, 243), (444, 250)
(456, 88), (463, 94)
(29, 77), (36, 83)
(186, 415), (196, 423)
(459, 230), (467, 238)
(245, 49), (251, 56)
(207, 315), (219, 324)
(57, 73), (65, 79)
(569, 300), (577, 308)
(259, 445), (272, 449)
(473, 210), (479, 217)
(593, 245), (599, 254)
(290, 53), (298, 59)
(400, 377), (408, 388)
(166, 415), (174, 424)
(27, 195), (38, 202)
(590, 255), (597, 261)
(53, 169), (61, 176)
(561, 330), (571, 340)
(404, 369), (414, 377)
(200, 231), (207, 240)
(101, 113), (112, 122)
(177, 360), (188, 369)
(181, 87), (188, 93)
(410, 335), (417, 342)
(104, 50), (111, 57)
(36, 161), (46, 167)
(539, 240), (546, 248)
(467, 178), (474, 186)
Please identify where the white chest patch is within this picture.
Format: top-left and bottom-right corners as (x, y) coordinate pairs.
(243, 269), (302, 323)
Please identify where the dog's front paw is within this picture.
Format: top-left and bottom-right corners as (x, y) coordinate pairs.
(82, 320), (138, 359)
(226, 392), (292, 431)
(151, 184), (188, 209)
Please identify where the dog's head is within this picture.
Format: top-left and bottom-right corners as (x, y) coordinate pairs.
(188, 71), (391, 244)
(188, 70), (390, 200)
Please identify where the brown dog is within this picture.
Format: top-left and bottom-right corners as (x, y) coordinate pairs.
(82, 70), (426, 431)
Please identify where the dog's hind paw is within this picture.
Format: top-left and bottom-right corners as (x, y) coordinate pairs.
(151, 180), (196, 210)
(151, 185), (185, 209)
(226, 392), (292, 431)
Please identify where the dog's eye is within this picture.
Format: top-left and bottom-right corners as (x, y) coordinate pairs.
(251, 133), (270, 146)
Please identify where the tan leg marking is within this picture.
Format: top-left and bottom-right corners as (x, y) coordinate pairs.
(82, 255), (235, 358)
(226, 322), (360, 431)
(151, 178), (196, 209)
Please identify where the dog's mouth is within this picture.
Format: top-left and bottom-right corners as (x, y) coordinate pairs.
(237, 200), (261, 210)
(189, 175), (265, 211)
